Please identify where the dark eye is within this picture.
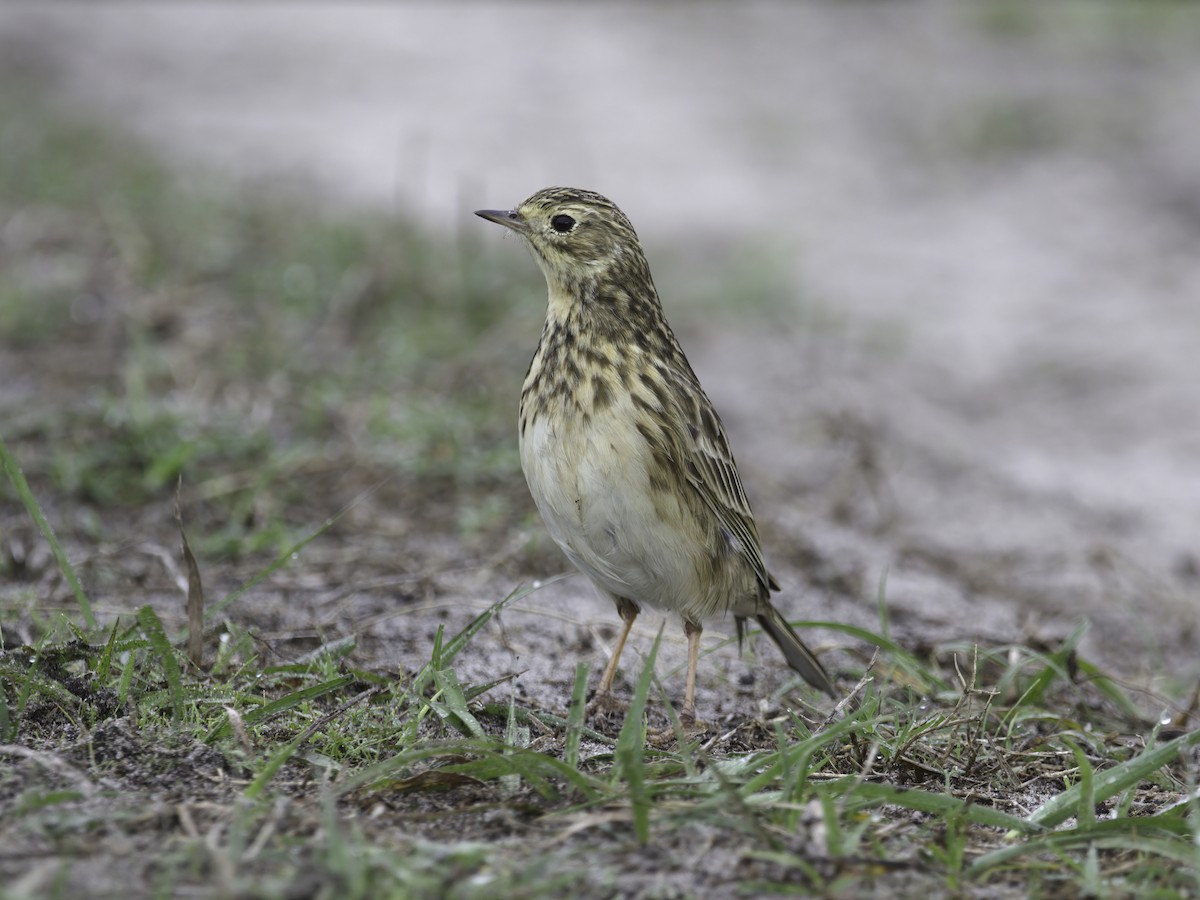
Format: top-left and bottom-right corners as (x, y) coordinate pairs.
(550, 214), (576, 234)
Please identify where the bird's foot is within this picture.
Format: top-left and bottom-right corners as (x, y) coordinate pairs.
(585, 690), (628, 719)
(648, 714), (712, 747)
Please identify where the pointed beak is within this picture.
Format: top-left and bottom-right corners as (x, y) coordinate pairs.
(474, 207), (529, 234)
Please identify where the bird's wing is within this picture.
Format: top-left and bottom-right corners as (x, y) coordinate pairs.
(660, 363), (776, 594)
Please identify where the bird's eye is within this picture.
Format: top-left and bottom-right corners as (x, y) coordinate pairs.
(550, 214), (576, 234)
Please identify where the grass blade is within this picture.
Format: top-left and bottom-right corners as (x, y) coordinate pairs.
(1074, 657), (1145, 721)
(410, 579), (561, 698)
(429, 667), (485, 739)
(242, 685), (379, 799)
(244, 731), (307, 801)
(174, 480), (205, 669)
(836, 780), (1041, 834)
(1028, 726), (1200, 829)
(136, 605), (184, 720)
(969, 821), (1200, 876)
(0, 435), (95, 630)
(333, 741), (605, 802)
(0, 655), (82, 720)
(205, 674), (358, 741)
(818, 621), (946, 694)
(613, 625), (662, 845)
(1006, 621), (1087, 711)
(478, 702), (615, 748)
(1064, 737), (1096, 827)
(208, 515), (341, 621)
(96, 620), (120, 682)
(564, 662), (589, 771)
(736, 706), (869, 799)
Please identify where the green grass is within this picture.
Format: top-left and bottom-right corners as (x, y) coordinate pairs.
(4, 439), (1198, 897)
(3, 79), (1199, 898)
(0, 87), (536, 559)
(4, 549), (1198, 896)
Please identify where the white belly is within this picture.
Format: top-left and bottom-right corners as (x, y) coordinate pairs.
(519, 396), (701, 611)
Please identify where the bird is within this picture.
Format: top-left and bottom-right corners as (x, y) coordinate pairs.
(475, 187), (836, 722)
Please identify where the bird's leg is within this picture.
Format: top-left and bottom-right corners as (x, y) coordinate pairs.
(682, 620), (702, 723)
(595, 597), (639, 701)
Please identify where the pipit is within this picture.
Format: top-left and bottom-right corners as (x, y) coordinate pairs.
(476, 187), (836, 721)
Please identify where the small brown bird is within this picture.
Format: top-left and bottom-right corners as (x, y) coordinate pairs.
(476, 187), (835, 721)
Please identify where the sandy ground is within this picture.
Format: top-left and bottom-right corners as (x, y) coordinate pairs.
(3, 1), (1199, 690)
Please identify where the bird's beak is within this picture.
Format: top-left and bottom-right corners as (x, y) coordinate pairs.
(474, 208), (529, 234)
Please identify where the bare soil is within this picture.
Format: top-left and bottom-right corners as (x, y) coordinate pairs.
(2, 3), (1199, 897)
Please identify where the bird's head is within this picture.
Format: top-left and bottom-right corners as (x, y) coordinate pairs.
(476, 187), (648, 291)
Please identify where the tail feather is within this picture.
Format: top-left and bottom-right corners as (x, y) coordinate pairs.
(753, 605), (837, 698)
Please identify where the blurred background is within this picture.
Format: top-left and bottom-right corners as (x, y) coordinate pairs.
(2, 2), (1199, 692)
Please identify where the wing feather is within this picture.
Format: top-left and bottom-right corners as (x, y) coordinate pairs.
(658, 362), (775, 595)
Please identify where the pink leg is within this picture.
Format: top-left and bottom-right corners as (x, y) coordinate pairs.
(682, 620), (702, 723)
(596, 597), (639, 698)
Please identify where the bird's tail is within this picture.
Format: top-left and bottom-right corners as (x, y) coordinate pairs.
(754, 605), (837, 698)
